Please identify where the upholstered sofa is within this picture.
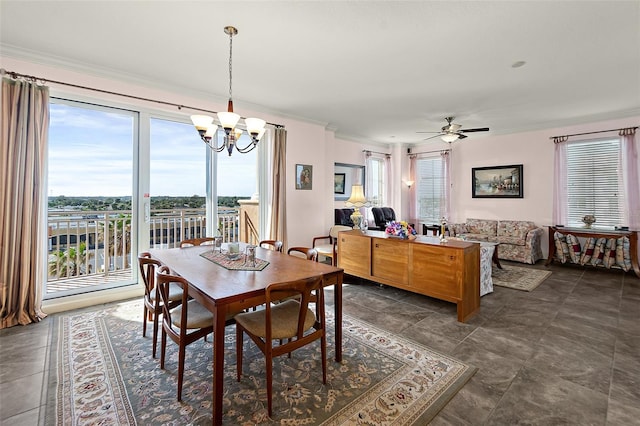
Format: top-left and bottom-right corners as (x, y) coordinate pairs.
(449, 218), (544, 264)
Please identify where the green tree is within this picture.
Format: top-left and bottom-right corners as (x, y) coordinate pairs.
(48, 242), (92, 278)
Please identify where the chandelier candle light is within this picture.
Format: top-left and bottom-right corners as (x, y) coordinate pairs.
(191, 26), (266, 156)
(345, 185), (371, 230)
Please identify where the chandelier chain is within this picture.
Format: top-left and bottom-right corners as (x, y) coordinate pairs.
(228, 30), (233, 100)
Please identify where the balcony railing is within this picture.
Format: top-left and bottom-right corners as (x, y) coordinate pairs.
(46, 207), (239, 296)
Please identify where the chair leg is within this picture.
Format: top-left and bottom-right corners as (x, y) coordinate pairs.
(142, 305), (148, 337)
(236, 326), (244, 380)
(160, 328), (167, 370)
(152, 310), (159, 358)
(321, 334), (327, 384)
(177, 343), (185, 401)
(266, 346), (273, 417)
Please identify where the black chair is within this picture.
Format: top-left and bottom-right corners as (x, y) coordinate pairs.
(371, 207), (397, 230)
(334, 208), (355, 227)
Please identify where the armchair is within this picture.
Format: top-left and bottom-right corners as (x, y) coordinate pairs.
(370, 207), (397, 231)
(312, 225), (352, 265)
(334, 208), (355, 227)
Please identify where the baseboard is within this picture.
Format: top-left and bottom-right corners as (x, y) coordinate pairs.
(42, 285), (144, 314)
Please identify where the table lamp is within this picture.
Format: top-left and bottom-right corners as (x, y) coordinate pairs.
(344, 184), (370, 230)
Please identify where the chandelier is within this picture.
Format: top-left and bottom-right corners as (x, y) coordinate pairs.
(191, 26), (266, 156)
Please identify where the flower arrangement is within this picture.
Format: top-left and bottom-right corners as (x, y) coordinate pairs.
(385, 220), (417, 239)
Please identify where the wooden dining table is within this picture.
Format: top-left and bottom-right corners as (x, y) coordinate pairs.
(149, 244), (344, 425)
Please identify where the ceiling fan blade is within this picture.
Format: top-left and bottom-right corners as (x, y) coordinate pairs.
(422, 134), (443, 141)
(460, 127), (489, 133)
(416, 131), (442, 134)
(457, 133), (468, 139)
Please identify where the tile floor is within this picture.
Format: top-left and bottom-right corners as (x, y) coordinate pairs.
(1, 260), (639, 425)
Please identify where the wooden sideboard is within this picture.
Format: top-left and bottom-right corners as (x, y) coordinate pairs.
(545, 226), (640, 278)
(337, 230), (480, 322)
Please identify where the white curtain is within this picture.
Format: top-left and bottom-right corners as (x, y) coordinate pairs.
(441, 150), (451, 221)
(552, 137), (568, 226)
(620, 129), (639, 229)
(408, 154), (417, 221)
(364, 151), (392, 224)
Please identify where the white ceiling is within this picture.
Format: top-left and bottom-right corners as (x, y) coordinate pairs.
(1, 1), (639, 145)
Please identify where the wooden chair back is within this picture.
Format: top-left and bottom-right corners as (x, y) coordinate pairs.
(234, 275), (326, 416)
(258, 239), (283, 252)
(156, 265), (213, 401)
(287, 246), (318, 261)
(179, 237), (215, 247)
(137, 252), (163, 357)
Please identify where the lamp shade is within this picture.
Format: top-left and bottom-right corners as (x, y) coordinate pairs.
(345, 185), (370, 208)
(191, 115), (214, 132)
(245, 117), (266, 136)
(217, 111), (241, 131)
(204, 124), (218, 141)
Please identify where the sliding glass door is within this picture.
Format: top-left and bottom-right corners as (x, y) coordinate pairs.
(45, 99), (137, 298)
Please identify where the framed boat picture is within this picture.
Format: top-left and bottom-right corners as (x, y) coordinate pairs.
(472, 164), (523, 198)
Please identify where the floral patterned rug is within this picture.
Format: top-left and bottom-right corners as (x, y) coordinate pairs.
(492, 264), (552, 291)
(47, 300), (476, 425)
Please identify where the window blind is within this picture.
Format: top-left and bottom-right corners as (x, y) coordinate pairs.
(566, 138), (623, 227)
(416, 156), (444, 224)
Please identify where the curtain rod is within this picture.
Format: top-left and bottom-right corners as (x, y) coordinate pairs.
(0, 68), (285, 129)
(407, 148), (451, 155)
(362, 149), (390, 156)
(550, 126), (637, 142)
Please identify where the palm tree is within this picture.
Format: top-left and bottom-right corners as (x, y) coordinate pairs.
(48, 241), (92, 278)
(98, 213), (132, 270)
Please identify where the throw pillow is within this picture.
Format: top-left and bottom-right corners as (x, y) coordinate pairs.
(579, 238), (596, 265)
(554, 232), (569, 263)
(615, 237), (632, 272)
(590, 238), (607, 266)
(451, 223), (468, 236)
(566, 234), (581, 264)
(602, 238), (618, 269)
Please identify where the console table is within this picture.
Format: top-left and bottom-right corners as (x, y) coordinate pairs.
(337, 230), (480, 322)
(545, 226), (640, 278)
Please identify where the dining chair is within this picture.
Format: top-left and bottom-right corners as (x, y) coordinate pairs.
(234, 275), (327, 416)
(156, 265), (234, 401)
(179, 237), (215, 247)
(287, 246), (318, 261)
(137, 253), (183, 358)
(258, 239), (283, 252)
(312, 225), (352, 265)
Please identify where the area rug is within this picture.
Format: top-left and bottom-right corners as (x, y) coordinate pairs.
(492, 264), (552, 291)
(47, 300), (476, 425)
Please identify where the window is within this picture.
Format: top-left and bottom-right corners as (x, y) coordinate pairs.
(565, 138), (624, 227)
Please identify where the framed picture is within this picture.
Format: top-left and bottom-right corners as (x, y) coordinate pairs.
(472, 164), (523, 198)
(334, 173), (346, 194)
(334, 163), (365, 201)
(295, 164), (313, 190)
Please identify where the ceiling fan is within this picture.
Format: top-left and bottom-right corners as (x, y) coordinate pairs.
(417, 117), (490, 142)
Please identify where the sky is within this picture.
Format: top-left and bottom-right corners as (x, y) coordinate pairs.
(48, 103), (257, 197)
